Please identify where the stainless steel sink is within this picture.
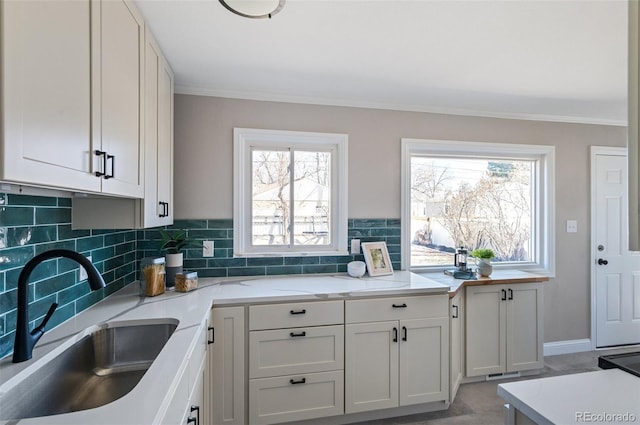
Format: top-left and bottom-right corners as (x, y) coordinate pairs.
(0, 319), (178, 420)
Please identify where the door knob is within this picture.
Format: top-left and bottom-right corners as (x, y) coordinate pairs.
(597, 258), (608, 265)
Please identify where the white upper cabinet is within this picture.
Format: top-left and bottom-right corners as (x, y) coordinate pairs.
(72, 23), (174, 229)
(94, 0), (145, 198)
(1, 0), (144, 197)
(1, 0), (99, 192)
(143, 27), (174, 227)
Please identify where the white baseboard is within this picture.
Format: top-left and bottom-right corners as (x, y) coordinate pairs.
(543, 339), (592, 356)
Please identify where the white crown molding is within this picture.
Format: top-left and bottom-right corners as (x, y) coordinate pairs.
(175, 84), (627, 127)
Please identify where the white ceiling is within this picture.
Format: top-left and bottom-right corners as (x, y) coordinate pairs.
(135, 0), (628, 126)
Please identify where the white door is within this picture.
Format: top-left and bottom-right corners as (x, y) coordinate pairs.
(593, 148), (640, 347)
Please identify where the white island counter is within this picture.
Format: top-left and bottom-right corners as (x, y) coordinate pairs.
(498, 369), (640, 425)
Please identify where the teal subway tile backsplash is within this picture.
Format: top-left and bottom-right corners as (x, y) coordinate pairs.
(1, 191), (402, 359)
(0, 193), (137, 359)
(137, 218), (402, 280)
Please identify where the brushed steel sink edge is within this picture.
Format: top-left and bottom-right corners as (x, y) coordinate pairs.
(0, 318), (179, 420)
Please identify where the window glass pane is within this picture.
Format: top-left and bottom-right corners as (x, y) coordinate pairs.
(252, 149), (290, 246)
(410, 156), (533, 267)
(293, 151), (332, 246)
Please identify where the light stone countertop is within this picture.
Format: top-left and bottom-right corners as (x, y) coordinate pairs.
(498, 369), (640, 425)
(0, 271), (449, 424)
(418, 269), (550, 297)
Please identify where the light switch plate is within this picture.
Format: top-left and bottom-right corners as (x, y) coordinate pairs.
(203, 240), (214, 257)
(566, 220), (578, 233)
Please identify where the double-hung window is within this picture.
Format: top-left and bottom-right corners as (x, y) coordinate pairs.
(234, 128), (348, 257)
(401, 139), (555, 275)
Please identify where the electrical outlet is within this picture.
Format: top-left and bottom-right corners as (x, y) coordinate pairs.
(351, 239), (361, 254)
(79, 256), (92, 280)
(203, 240), (214, 257)
(566, 220), (578, 233)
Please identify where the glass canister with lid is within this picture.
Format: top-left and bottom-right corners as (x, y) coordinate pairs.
(140, 257), (166, 297)
(175, 271), (198, 292)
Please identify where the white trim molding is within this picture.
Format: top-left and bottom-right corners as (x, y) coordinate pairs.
(401, 138), (556, 276)
(543, 339), (592, 357)
(233, 128), (349, 257)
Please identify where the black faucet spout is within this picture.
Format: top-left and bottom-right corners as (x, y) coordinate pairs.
(12, 249), (106, 363)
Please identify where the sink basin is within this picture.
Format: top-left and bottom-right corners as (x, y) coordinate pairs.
(0, 319), (178, 420)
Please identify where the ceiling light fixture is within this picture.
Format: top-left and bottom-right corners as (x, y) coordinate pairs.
(219, 0), (285, 19)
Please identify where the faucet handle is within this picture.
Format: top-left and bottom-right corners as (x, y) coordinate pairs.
(33, 302), (58, 334)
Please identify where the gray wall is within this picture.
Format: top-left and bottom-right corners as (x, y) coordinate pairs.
(173, 94), (626, 344)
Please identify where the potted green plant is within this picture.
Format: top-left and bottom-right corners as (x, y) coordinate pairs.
(159, 229), (201, 287)
(470, 248), (495, 277)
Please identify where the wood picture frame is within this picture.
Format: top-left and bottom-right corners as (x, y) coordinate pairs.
(361, 241), (394, 276)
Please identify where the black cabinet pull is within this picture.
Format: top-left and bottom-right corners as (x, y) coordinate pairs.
(159, 201), (169, 217)
(290, 331), (306, 337)
(507, 288), (513, 300)
(452, 304), (459, 318)
(290, 309), (306, 315)
(190, 405), (200, 425)
(392, 327), (398, 343)
(105, 154), (115, 179)
(392, 303), (407, 308)
(501, 289), (507, 301)
(207, 326), (214, 344)
(94, 150), (107, 177)
(290, 377), (306, 385)
(402, 326), (407, 341)
(187, 417), (196, 424)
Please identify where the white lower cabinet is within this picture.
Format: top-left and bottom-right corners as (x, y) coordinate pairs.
(163, 321), (207, 425)
(465, 283), (543, 377)
(248, 301), (345, 425)
(345, 295), (449, 414)
(449, 290), (464, 401)
(209, 306), (246, 425)
(249, 370), (344, 425)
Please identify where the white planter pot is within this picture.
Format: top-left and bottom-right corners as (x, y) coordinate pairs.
(165, 253), (183, 287)
(477, 258), (493, 277)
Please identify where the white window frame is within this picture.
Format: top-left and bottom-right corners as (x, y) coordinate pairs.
(234, 128), (348, 257)
(400, 138), (555, 276)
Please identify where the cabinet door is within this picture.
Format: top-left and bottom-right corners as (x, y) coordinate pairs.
(399, 317), (449, 406)
(1, 0), (99, 192)
(143, 27), (174, 227)
(191, 364), (206, 425)
(345, 321), (399, 413)
(97, 0), (144, 197)
(506, 283), (543, 373)
(449, 291), (463, 401)
(210, 307), (245, 425)
(465, 285), (506, 377)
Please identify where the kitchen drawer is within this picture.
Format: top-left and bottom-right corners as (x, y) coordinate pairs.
(250, 325), (344, 378)
(249, 300), (343, 330)
(249, 370), (344, 425)
(345, 295), (448, 323)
